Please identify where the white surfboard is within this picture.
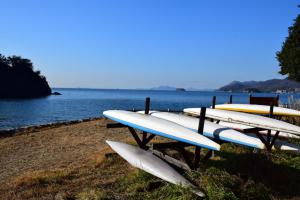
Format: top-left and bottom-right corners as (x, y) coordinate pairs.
(217, 121), (300, 139)
(146, 112), (265, 149)
(246, 134), (300, 153)
(106, 140), (205, 197)
(103, 110), (220, 151)
(184, 108), (300, 136)
(214, 104), (300, 116)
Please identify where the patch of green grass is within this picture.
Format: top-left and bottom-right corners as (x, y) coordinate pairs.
(76, 188), (107, 200)
(117, 170), (198, 200)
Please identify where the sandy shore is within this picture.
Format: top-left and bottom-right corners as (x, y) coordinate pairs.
(0, 118), (130, 185)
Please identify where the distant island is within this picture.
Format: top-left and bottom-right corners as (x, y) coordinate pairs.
(0, 54), (52, 98)
(150, 85), (177, 91)
(219, 79), (300, 93)
(150, 86), (212, 91)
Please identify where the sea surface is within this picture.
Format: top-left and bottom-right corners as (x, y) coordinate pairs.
(0, 88), (299, 130)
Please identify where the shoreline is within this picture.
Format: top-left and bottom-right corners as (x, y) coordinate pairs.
(0, 117), (103, 138)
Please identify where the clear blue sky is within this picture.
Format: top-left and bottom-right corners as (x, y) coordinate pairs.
(0, 0), (299, 89)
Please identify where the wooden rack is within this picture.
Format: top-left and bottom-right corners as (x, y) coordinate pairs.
(211, 95), (281, 152)
(106, 94), (284, 170)
(106, 97), (215, 170)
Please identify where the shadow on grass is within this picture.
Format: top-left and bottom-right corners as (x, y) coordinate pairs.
(204, 149), (300, 197)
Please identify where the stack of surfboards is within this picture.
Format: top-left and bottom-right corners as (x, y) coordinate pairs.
(103, 110), (213, 196)
(103, 110), (220, 150)
(183, 108), (300, 135)
(139, 111), (265, 149)
(214, 103), (300, 116)
(103, 106), (300, 196)
(184, 107), (300, 153)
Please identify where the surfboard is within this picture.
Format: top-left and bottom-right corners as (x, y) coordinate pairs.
(183, 108), (300, 136)
(246, 134), (300, 153)
(214, 104), (300, 116)
(217, 121), (300, 139)
(103, 110), (220, 151)
(147, 112), (265, 149)
(106, 140), (205, 197)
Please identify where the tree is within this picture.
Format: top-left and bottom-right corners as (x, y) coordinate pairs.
(0, 53), (51, 98)
(277, 6), (300, 81)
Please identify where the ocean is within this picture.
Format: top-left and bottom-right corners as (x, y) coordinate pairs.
(0, 88), (299, 130)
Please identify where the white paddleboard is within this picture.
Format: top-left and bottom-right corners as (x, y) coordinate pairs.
(217, 121), (300, 139)
(103, 110), (220, 151)
(106, 140), (205, 197)
(214, 104), (300, 116)
(184, 108), (300, 136)
(147, 112), (265, 149)
(246, 134), (300, 153)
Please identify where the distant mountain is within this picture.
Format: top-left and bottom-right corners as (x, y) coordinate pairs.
(219, 79), (300, 92)
(150, 86), (176, 91)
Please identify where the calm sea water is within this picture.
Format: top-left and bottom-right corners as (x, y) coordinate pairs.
(0, 88), (299, 130)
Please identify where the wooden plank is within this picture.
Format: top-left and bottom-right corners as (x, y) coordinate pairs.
(242, 127), (265, 133)
(152, 141), (193, 149)
(151, 149), (191, 171)
(249, 96), (279, 106)
(128, 127), (147, 149)
(106, 123), (127, 128)
(144, 134), (156, 144)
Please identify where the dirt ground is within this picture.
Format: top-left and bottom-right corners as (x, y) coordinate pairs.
(0, 118), (129, 185)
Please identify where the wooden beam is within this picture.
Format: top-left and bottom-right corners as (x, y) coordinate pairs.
(212, 96), (216, 109)
(151, 149), (191, 171)
(269, 131), (280, 149)
(128, 127), (146, 149)
(229, 95), (233, 104)
(152, 141), (193, 149)
(106, 123), (127, 128)
(144, 134), (156, 144)
(193, 147), (201, 169)
(243, 127), (265, 133)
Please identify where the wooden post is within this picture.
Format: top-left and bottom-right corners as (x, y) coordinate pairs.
(145, 97), (150, 114)
(198, 107), (206, 135)
(212, 96), (216, 109)
(194, 107), (207, 169)
(269, 103), (274, 118)
(143, 97), (150, 143)
(264, 103), (275, 151)
(229, 95), (233, 104)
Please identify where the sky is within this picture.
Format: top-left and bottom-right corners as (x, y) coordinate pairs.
(0, 0), (299, 89)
